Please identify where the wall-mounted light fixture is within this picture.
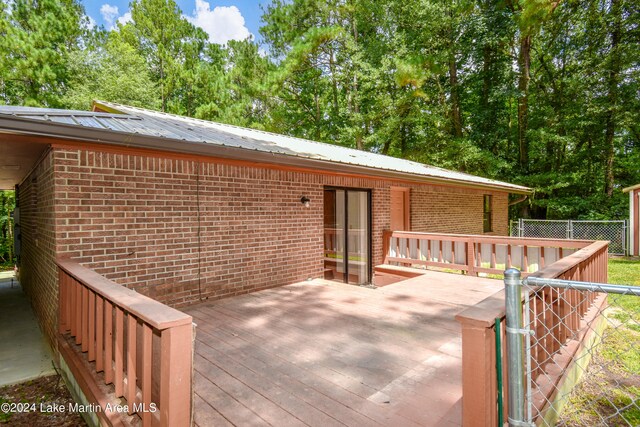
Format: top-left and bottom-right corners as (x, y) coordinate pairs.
(300, 196), (311, 208)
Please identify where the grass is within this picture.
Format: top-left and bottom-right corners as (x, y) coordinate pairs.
(557, 257), (640, 426)
(608, 257), (640, 285)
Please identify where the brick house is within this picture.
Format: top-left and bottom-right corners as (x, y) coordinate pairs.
(0, 101), (530, 348)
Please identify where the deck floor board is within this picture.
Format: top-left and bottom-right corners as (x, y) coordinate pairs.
(187, 270), (502, 427)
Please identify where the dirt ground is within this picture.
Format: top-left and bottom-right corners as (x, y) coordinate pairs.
(0, 374), (86, 426)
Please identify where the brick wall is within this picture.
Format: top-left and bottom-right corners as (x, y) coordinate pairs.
(53, 148), (400, 307)
(19, 145), (513, 343)
(17, 149), (58, 346)
(410, 186), (509, 235)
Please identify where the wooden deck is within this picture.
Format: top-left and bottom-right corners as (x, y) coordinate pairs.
(185, 270), (504, 427)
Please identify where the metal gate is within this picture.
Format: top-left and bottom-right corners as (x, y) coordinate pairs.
(511, 219), (628, 256)
(504, 270), (640, 426)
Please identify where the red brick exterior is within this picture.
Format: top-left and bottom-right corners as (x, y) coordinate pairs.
(16, 148), (58, 345)
(410, 186), (508, 235)
(18, 145), (512, 345)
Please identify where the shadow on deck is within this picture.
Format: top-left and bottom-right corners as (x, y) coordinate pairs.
(185, 271), (503, 427)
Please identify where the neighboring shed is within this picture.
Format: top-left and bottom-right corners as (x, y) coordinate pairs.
(0, 101), (531, 347)
(624, 184), (640, 256)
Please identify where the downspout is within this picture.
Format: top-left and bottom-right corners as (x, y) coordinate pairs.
(196, 161), (204, 301)
(509, 195), (528, 206)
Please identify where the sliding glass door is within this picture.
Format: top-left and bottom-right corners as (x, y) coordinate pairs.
(323, 188), (371, 285)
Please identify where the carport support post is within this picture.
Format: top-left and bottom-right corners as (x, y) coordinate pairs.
(504, 269), (525, 426)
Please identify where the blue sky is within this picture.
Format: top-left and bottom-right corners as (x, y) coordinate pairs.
(81, 0), (267, 44)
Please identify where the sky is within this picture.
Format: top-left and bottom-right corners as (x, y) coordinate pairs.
(80, 0), (267, 45)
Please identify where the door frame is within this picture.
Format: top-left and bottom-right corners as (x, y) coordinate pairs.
(324, 186), (372, 285)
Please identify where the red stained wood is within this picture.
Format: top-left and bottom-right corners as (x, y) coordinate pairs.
(88, 291), (96, 361)
(635, 189), (639, 256)
(57, 259), (191, 330)
(186, 273), (502, 427)
(105, 300), (114, 385)
(126, 314), (137, 412)
(56, 262), (193, 426)
(96, 296), (104, 373)
(390, 187), (410, 231)
(490, 244), (496, 269)
(141, 324), (152, 427)
(81, 286), (89, 352)
(115, 307), (124, 397)
(74, 279), (81, 343)
(159, 324), (193, 427)
(386, 231), (592, 248)
(66, 275), (72, 333)
(58, 269), (66, 333)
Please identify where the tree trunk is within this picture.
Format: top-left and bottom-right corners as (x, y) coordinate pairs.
(160, 58), (166, 112)
(351, 17), (363, 150)
(517, 34), (531, 171)
(328, 49), (339, 116)
(449, 54), (463, 138)
(481, 45), (491, 111)
(604, 0), (621, 197)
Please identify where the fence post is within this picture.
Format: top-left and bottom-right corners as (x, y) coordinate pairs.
(505, 268), (525, 427)
(519, 219), (523, 238)
(624, 220), (628, 256)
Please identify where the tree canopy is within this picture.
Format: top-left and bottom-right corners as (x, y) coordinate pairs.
(0, 0), (638, 220)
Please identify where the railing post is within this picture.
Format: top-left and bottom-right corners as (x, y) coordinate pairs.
(382, 230), (391, 264)
(457, 317), (497, 426)
(58, 267), (66, 334)
(160, 322), (193, 426)
(504, 268), (525, 427)
(466, 238), (477, 276)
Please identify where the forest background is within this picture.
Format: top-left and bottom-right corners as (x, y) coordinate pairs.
(0, 0), (638, 267)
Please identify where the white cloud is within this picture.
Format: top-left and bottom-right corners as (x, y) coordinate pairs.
(84, 15), (97, 30)
(186, 0), (252, 45)
(117, 11), (132, 26)
(100, 4), (131, 30)
(100, 4), (119, 26)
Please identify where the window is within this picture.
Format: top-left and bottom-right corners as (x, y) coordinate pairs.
(483, 195), (493, 233)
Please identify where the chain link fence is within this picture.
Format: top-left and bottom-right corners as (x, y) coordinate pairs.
(504, 273), (640, 427)
(511, 219), (628, 256)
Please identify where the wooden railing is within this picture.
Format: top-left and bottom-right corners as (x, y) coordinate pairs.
(324, 227), (367, 256)
(455, 240), (609, 426)
(382, 230), (593, 276)
(57, 258), (193, 427)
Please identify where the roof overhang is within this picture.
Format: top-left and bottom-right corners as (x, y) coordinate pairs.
(0, 113), (532, 195)
(623, 184), (640, 193)
(0, 137), (49, 189)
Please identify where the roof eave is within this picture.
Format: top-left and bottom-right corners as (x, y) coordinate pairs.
(623, 184), (640, 193)
(0, 114), (532, 195)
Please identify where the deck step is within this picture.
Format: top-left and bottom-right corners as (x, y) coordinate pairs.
(374, 264), (427, 278)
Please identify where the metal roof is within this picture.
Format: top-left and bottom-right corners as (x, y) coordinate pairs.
(0, 102), (531, 193)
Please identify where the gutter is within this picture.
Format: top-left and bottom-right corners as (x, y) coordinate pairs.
(0, 115), (532, 195)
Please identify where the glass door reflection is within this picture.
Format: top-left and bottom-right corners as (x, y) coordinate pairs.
(323, 188), (370, 285)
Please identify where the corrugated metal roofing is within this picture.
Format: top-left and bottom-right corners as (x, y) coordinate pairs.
(0, 102), (530, 193)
